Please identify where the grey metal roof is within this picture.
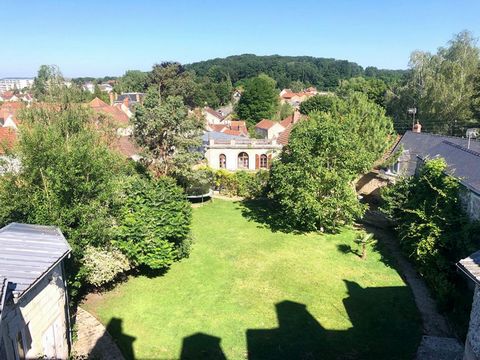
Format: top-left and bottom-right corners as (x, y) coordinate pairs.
(458, 250), (480, 284)
(421, 141), (480, 194)
(202, 131), (246, 143)
(0, 223), (71, 298)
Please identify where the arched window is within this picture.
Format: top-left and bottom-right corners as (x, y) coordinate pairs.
(260, 154), (268, 168)
(219, 154), (226, 169)
(238, 152), (249, 169)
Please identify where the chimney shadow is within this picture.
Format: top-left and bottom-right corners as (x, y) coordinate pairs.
(180, 332), (227, 360)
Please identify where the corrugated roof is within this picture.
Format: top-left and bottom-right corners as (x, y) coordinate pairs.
(0, 223), (71, 298)
(458, 250), (480, 284)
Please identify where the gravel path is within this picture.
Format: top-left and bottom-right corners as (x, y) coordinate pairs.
(360, 210), (452, 337)
(72, 307), (125, 360)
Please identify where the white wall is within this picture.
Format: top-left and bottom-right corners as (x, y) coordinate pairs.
(1, 263), (69, 360)
(206, 147), (280, 171)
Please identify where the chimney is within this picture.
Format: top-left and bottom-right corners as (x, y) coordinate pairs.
(136, 93), (140, 102)
(109, 92), (115, 106)
(413, 122), (422, 133)
(123, 95), (129, 108)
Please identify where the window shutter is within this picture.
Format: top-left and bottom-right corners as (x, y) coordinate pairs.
(255, 154), (259, 169)
(267, 154), (272, 168)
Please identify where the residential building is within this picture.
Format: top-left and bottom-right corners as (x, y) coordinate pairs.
(255, 119), (285, 139)
(82, 82), (95, 93)
(0, 78), (34, 92)
(203, 132), (282, 171)
(0, 223), (71, 359)
(279, 87), (319, 107)
(98, 83), (113, 93)
(457, 254), (480, 360)
(113, 93), (144, 111)
(385, 126), (480, 220)
(203, 107), (225, 125)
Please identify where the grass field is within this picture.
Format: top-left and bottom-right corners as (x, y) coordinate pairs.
(83, 199), (421, 360)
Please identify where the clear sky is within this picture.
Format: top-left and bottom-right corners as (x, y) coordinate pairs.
(2, 0), (480, 78)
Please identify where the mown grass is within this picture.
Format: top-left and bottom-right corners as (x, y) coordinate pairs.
(84, 199), (421, 360)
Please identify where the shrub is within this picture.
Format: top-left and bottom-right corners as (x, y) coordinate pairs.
(82, 246), (131, 287)
(214, 169), (269, 198)
(115, 176), (192, 269)
(381, 158), (478, 309)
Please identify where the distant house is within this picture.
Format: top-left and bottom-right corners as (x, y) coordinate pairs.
(82, 82), (95, 93)
(98, 83), (113, 93)
(0, 223), (71, 359)
(113, 93), (144, 111)
(206, 120), (248, 137)
(255, 119), (285, 140)
(279, 87), (318, 107)
(203, 107), (225, 125)
(203, 132), (282, 171)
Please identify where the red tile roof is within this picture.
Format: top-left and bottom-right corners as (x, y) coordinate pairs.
(89, 97), (129, 126)
(112, 136), (140, 158)
(255, 119), (277, 130)
(0, 127), (17, 154)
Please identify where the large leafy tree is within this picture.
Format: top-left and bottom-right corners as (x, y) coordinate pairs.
(337, 76), (388, 107)
(32, 64), (64, 101)
(147, 62), (198, 107)
(115, 70), (148, 93)
(269, 92), (394, 232)
(0, 101), (132, 294)
(299, 94), (336, 115)
(235, 74), (279, 126)
(132, 92), (203, 176)
(391, 31), (480, 135)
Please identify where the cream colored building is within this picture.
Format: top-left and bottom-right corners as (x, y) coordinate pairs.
(204, 134), (282, 171)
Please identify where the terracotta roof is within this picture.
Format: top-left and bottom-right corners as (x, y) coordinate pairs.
(255, 119), (277, 130)
(209, 124), (227, 132)
(0, 128), (16, 154)
(112, 136), (140, 158)
(280, 111), (302, 128)
(89, 97), (129, 126)
(277, 125), (293, 146)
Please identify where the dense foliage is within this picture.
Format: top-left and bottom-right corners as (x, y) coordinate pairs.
(132, 93), (203, 176)
(269, 92), (394, 232)
(115, 177), (193, 269)
(235, 74), (279, 127)
(0, 103), (131, 295)
(387, 31), (480, 135)
(0, 99), (194, 296)
(299, 94), (336, 115)
(215, 169), (269, 198)
(187, 54), (406, 90)
(381, 158), (480, 309)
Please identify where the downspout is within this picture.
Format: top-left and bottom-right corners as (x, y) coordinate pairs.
(61, 259), (73, 355)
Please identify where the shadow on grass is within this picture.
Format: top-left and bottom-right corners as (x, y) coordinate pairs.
(179, 280), (421, 360)
(236, 198), (304, 234)
(337, 243), (362, 258)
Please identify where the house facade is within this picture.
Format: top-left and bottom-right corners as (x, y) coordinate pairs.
(203, 133), (282, 171)
(0, 223), (71, 360)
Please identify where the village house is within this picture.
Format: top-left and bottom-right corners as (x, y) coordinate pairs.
(279, 87), (318, 107)
(203, 132), (282, 171)
(384, 125), (480, 220)
(203, 107), (225, 125)
(255, 119), (285, 140)
(0, 223), (71, 359)
(113, 92), (144, 111)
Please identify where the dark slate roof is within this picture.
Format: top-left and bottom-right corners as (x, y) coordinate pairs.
(458, 250), (480, 284)
(392, 131), (480, 156)
(0, 223), (71, 299)
(421, 141), (480, 194)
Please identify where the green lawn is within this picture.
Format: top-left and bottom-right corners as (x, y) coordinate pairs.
(83, 199), (421, 360)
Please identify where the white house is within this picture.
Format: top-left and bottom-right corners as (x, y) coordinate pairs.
(0, 223), (71, 360)
(0, 79), (34, 93)
(255, 119), (286, 140)
(203, 107), (225, 125)
(203, 132), (282, 171)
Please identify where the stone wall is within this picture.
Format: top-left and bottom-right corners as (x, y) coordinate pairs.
(464, 285), (480, 360)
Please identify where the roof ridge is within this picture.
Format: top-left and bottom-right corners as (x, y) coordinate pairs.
(442, 140), (480, 158)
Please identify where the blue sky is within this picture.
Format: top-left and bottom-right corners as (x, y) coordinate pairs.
(2, 0), (480, 78)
